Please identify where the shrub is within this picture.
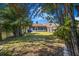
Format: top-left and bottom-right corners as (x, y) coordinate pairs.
(53, 17), (71, 41)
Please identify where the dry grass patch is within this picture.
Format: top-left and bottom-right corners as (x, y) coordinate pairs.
(0, 32), (64, 56)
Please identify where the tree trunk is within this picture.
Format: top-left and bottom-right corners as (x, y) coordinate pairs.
(69, 4), (79, 56)
(0, 26), (2, 40)
(13, 26), (22, 37)
(70, 17), (79, 56)
(0, 32), (2, 40)
(56, 4), (64, 25)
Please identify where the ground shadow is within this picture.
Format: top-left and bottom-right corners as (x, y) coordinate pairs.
(0, 32), (54, 45)
(37, 47), (63, 56)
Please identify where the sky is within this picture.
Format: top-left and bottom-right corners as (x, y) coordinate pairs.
(29, 4), (49, 24)
(32, 17), (48, 24)
(31, 4), (79, 24)
(74, 8), (77, 17)
(74, 8), (79, 20)
(0, 3), (79, 24)
(31, 8), (79, 24)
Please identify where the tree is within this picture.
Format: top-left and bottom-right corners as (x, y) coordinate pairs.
(8, 4), (28, 36)
(68, 4), (79, 56)
(41, 3), (64, 25)
(0, 25), (2, 40)
(40, 3), (79, 55)
(0, 3), (32, 37)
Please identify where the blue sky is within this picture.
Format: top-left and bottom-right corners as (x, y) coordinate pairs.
(30, 4), (79, 24)
(32, 7), (79, 24)
(29, 4), (49, 24)
(74, 8), (79, 20)
(0, 4), (79, 24)
(32, 17), (48, 24)
(74, 8), (77, 17)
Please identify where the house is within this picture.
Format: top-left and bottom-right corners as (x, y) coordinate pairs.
(31, 23), (59, 32)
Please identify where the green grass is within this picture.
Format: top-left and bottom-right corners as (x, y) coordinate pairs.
(0, 32), (64, 56)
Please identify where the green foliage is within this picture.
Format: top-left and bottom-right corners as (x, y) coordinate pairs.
(42, 4), (56, 13)
(0, 4), (32, 37)
(0, 49), (12, 56)
(54, 17), (71, 41)
(0, 46), (12, 56)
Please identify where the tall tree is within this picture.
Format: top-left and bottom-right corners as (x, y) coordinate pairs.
(63, 3), (79, 56)
(40, 3), (79, 55)
(68, 4), (79, 56)
(8, 4), (28, 36)
(0, 3), (32, 37)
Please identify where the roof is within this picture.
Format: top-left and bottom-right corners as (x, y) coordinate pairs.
(32, 23), (59, 28)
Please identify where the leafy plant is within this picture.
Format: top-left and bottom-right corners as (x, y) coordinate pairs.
(53, 17), (71, 41)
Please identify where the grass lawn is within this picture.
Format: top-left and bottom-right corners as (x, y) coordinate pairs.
(31, 32), (53, 35)
(0, 32), (65, 56)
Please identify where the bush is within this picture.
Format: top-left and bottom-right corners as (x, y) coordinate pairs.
(53, 17), (71, 41)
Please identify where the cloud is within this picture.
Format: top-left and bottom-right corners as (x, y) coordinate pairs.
(75, 17), (79, 21)
(32, 17), (48, 24)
